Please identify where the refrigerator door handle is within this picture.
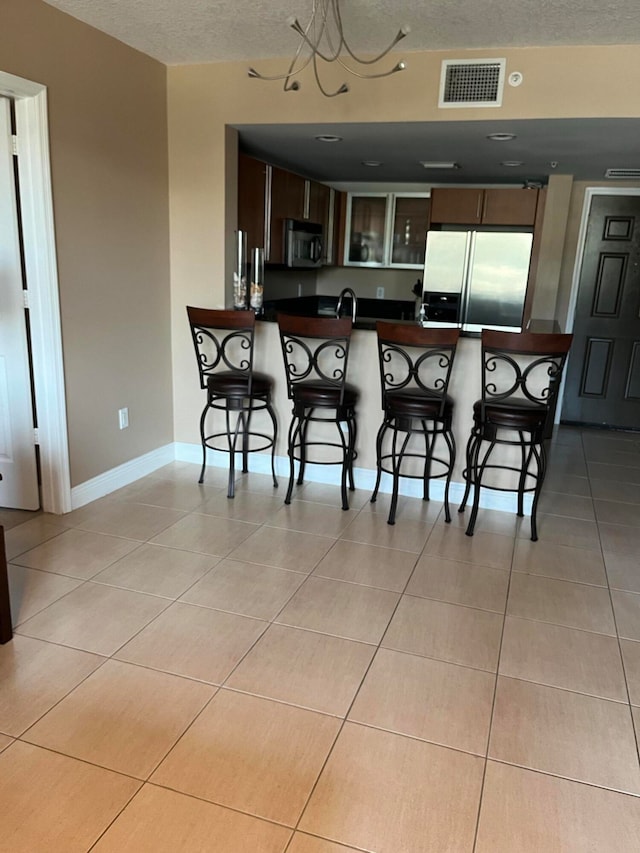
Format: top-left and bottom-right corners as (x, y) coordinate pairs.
(459, 232), (474, 329)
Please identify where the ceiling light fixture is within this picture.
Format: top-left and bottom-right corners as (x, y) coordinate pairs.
(248, 0), (410, 98)
(501, 160), (524, 167)
(315, 134), (343, 143)
(362, 160), (383, 167)
(419, 161), (460, 169)
(487, 132), (516, 141)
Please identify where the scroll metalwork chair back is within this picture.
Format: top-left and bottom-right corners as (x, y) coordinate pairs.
(371, 322), (460, 524)
(459, 329), (573, 540)
(277, 313), (357, 510)
(187, 306), (277, 498)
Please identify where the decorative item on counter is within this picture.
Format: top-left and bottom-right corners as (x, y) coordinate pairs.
(250, 247), (264, 314)
(233, 230), (248, 309)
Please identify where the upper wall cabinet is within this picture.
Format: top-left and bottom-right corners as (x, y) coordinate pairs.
(238, 153), (336, 265)
(344, 193), (430, 268)
(429, 187), (539, 226)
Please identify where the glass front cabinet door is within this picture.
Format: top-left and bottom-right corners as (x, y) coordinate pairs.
(344, 193), (430, 268)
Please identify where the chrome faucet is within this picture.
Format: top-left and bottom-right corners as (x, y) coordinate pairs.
(336, 287), (358, 323)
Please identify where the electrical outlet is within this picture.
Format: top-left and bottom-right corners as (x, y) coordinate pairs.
(376, 286), (385, 299)
(118, 407), (129, 430)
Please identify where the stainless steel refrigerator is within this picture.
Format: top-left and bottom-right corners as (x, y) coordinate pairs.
(421, 229), (534, 332)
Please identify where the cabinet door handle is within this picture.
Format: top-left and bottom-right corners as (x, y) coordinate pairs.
(476, 193), (482, 222)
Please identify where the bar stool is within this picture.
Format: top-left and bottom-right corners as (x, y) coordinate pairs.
(277, 314), (357, 510)
(459, 329), (573, 540)
(187, 306), (278, 498)
(371, 322), (460, 525)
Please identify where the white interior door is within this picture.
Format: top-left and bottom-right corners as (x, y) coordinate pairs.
(0, 96), (39, 509)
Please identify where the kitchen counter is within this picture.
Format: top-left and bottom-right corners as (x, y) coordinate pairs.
(261, 295), (417, 330)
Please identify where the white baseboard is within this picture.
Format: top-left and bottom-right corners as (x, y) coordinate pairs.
(70, 444), (175, 510)
(173, 442), (532, 515)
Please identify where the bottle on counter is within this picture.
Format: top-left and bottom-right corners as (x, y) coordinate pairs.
(250, 247), (264, 314)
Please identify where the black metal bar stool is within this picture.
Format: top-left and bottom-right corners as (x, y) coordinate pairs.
(371, 322), (460, 525)
(459, 329), (573, 540)
(277, 314), (358, 510)
(187, 306), (278, 498)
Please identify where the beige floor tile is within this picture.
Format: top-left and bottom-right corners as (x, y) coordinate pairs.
(269, 502), (358, 537)
(92, 783), (292, 853)
(544, 455), (588, 477)
(612, 591), (640, 641)
(181, 558), (305, 619)
(476, 760), (640, 853)
(287, 835), (356, 853)
(299, 723), (484, 853)
(541, 472), (591, 497)
(605, 552), (640, 593)
(0, 634), (104, 736)
(620, 640), (640, 705)
(115, 602), (267, 683)
(73, 501), (186, 540)
(11, 527), (140, 579)
(150, 513), (259, 557)
(349, 647), (494, 754)
(153, 461), (229, 486)
(92, 543), (218, 598)
(228, 526), (335, 572)
(513, 538), (607, 585)
(536, 491), (595, 520)
(507, 573), (616, 635)
(276, 576), (399, 644)
(232, 470), (284, 496)
(489, 677), (640, 793)
(200, 489), (284, 523)
(16, 582), (170, 655)
(591, 478), (640, 504)
(359, 492), (444, 525)
(423, 524), (514, 570)
(588, 462), (640, 485)
(0, 507), (41, 530)
(298, 481), (370, 509)
(339, 512), (433, 554)
(151, 689), (340, 826)
(8, 563), (82, 626)
(24, 659), (213, 779)
(444, 506), (521, 536)
(518, 513), (601, 550)
(595, 499), (640, 527)
(312, 539), (417, 592)
(500, 616), (627, 701)
(407, 553), (509, 612)
(0, 733), (12, 751)
(585, 446), (640, 468)
(599, 522), (640, 558)
(382, 594), (503, 671)
(114, 477), (210, 511)
(227, 624), (375, 716)
(4, 516), (67, 561)
(0, 741), (140, 853)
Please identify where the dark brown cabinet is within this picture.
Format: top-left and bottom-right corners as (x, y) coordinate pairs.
(238, 154), (337, 265)
(429, 187), (539, 226)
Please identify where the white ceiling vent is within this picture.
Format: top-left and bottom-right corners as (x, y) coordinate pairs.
(439, 59), (506, 108)
(605, 168), (640, 179)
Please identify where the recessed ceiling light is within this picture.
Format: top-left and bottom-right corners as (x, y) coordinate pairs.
(362, 160), (383, 167)
(419, 161), (460, 169)
(501, 160), (524, 167)
(487, 132), (516, 141)
(315, 134), (342, 143)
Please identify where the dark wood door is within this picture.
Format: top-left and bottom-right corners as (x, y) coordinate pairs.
(562, 194), (640, 429)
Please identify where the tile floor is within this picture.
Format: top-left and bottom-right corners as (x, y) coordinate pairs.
(1, 426), (640, 851)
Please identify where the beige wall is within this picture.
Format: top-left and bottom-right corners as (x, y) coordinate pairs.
(168, 44), (640, 445)
(2, 0), (171, 486)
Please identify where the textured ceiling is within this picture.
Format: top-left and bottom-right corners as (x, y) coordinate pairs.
(41, 0), (640, 184)
(43, 0), (640, 65)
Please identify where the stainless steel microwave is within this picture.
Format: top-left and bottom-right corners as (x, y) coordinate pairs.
(284, 219), (323, 268)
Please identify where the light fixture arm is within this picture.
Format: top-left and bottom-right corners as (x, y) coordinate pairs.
(247, 0), (409, 97)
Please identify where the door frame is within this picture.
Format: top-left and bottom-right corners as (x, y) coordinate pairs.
(0, 71), (71, 514)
